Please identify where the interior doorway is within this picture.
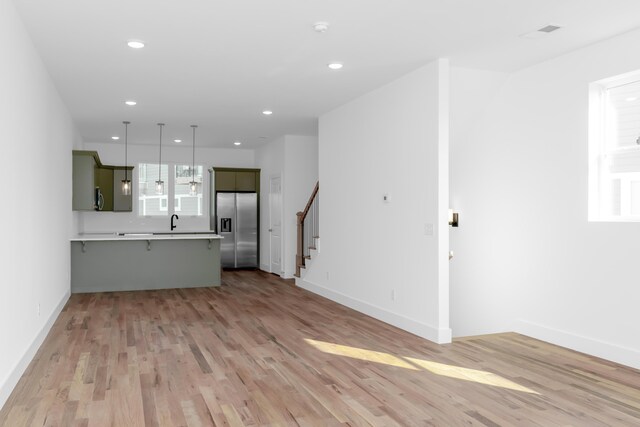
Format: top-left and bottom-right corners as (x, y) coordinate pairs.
(269, 175), (283, 275)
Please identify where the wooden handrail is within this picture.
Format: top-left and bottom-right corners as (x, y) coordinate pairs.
(296, 181), (319, 278)
(300, 181), (319, 218)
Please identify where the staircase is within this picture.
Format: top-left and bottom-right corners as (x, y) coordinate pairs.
(295, 182), (319, 278)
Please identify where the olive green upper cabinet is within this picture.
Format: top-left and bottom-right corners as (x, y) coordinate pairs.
(72, 151), (98, 210)
(72, 150), (134, 212)
(215, 171), (237, 191)
(214, 168), (260, 192)
(236, 171), (257, 191)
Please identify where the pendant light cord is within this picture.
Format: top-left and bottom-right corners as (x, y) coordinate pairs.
(191, 125), (197, 183)
(123, 121), (130, 181)
(158, 123), (164, 182)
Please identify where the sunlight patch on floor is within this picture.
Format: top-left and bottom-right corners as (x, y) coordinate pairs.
(306, 339), (419, 370)
(305, 339), (539, 395)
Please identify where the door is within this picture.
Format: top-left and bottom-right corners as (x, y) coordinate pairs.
(236, 193), (258, 268)
(217, 193), (236, 268)
(269, 176), (282, 275)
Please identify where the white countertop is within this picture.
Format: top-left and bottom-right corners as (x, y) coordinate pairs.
(70, 233), (223, 242)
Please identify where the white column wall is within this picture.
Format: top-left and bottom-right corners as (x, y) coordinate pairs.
(449, 66), (511, 336)
(303, 60), (451, 343)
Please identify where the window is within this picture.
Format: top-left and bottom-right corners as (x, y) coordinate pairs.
(138, 163), (204, 217)
(589, 71), (640, 221)
(175, 165), (203, 216)
(138, 163), (169, 216)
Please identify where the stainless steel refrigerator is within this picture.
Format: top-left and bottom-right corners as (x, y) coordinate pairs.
(216, 193), (258, 268)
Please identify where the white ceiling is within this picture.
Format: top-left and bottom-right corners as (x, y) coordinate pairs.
(13, 0), (640, 148)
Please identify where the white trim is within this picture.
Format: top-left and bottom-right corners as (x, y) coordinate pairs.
(514, 319), (640, 370)
(281, 272), (294, 280)
(0, 290), (70, 409)
(297, 277), (452, 344)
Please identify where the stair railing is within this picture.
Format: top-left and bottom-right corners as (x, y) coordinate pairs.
(296, 182), (319, 277)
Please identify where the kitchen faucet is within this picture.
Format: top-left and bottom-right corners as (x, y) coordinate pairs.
(171, 214), (179, 231)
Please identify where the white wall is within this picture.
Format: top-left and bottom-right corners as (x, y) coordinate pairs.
(256, 135), (318, 278)
(0, 0), (80, 408)
(449, 66), (510, 336)
(302, 60), (451, 343)
(81, 142), (254, 233)
(450, 30), (640, 368)
(256, 136), (285, 272)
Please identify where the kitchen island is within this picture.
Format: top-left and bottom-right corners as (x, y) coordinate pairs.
(70, 233), (222, 293)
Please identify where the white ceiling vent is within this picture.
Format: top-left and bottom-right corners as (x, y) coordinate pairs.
(520, 24), (563, 39)
(538, 24), (562, 33)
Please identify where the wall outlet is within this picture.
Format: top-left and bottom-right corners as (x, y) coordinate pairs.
(424, 223), (434, 236)
(37, 303), (40, 317)
(383, 193), (390, 204)
(326, 271), (330, 281)
(391, 289), (396, 301)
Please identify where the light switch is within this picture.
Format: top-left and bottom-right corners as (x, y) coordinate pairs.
(383, 193), (390, 204)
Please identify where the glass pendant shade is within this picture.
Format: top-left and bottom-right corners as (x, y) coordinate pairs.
(121, 121), (131, 196)
(155, 180), (164, 195)
(121, 179), (131, 196)
(190, 125), (198, 196)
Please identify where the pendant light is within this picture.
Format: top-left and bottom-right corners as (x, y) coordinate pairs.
(189, 125), (198, 196)
(155, 123), (165, 194)
(121, 121), (131, 195)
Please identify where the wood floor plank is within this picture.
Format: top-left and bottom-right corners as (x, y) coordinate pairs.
(1, 270), (639, 426)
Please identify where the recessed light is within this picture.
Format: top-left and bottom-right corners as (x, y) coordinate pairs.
(125, 100), (137, 106)
(127, 40), (145, 49)
(111, 136), (120, 140)
(328, 63), (343, 70)
(262, 110), (273, 115)
(174, 139), (182, 143)
(626, 97), (638, 102)
(234, 141), (242, 146)
(313, 22), (329, 33)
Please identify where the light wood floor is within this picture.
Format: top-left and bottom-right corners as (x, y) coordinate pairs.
(1, 270), (639, 426)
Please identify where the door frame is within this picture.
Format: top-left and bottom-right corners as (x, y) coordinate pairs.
(269, 173), (284, 276)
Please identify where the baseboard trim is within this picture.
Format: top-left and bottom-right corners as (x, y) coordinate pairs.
(297, 278), (451, 344)
(514, 319), (640, 370)
(0, 289), (70, 409)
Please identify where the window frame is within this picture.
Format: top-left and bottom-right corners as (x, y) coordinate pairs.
(588, 70), (640, 222)
(137, 162), (206, 218)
